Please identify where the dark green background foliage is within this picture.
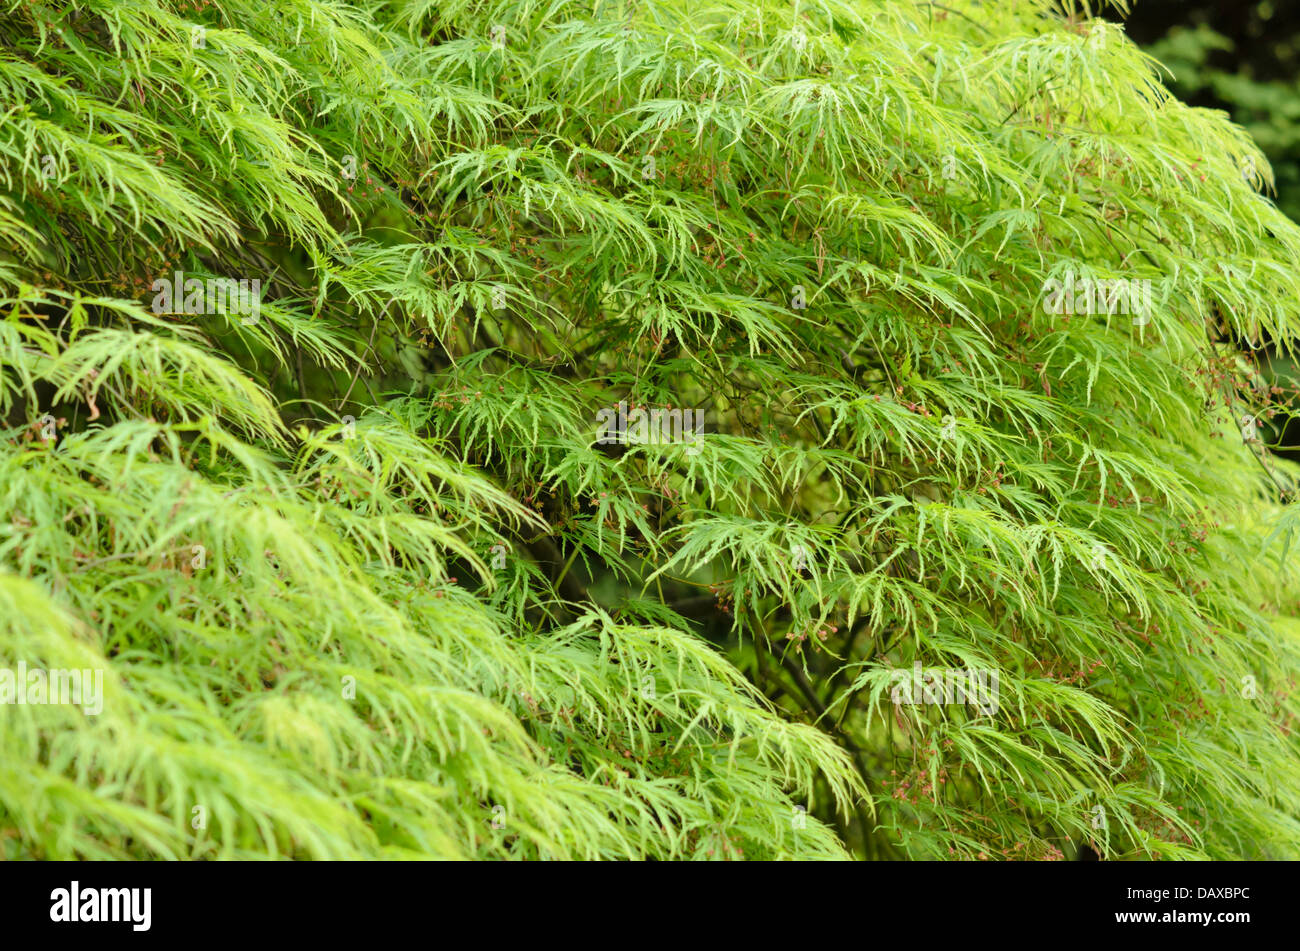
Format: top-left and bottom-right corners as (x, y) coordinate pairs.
(2, 0), (1299, 860)
(1126, 1), (1300, 221)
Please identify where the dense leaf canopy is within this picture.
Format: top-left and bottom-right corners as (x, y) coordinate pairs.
(2, 0), (1299, 860)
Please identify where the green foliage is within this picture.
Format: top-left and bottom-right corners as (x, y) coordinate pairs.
(1141, 20), (1300, 223)
(1129, 2), (1300, 474)
(1, 0), (1299, 860)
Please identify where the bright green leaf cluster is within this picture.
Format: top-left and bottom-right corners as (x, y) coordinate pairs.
(2, 0), (1299, 860)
